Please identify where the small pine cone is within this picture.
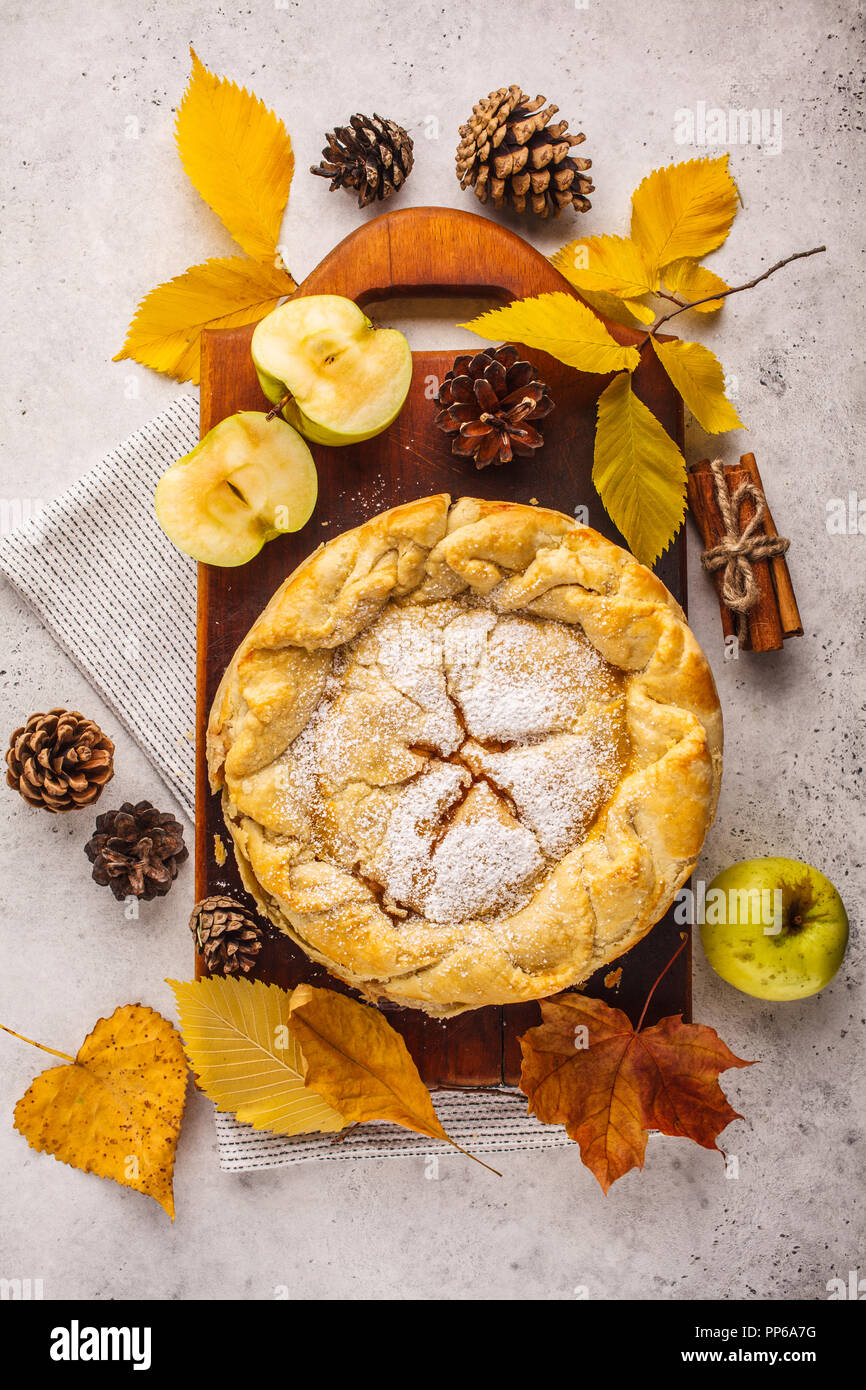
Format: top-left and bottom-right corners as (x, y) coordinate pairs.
(434, 344), (554, 468)
(5, 708), (114, 812)
(456, 85), (593, 218)
(190, 896), (264, 977)
(311, 113), (414, 208)
(84, 800), (188, 902)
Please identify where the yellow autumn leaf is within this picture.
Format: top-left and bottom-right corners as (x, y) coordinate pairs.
(168, 976), (345, 1137)
(651, 337), (744, 434)
(287, 985), (499, 1171)
(663, 258), (729, 311)
(113, 256), (296, 385)
(176, 48), (295, 261)
(631, 156), (739, 273)
(621, 297), (657, 325)
(552, 234), (659, 300)
(3, 1006), (188, 1220)
(592, 371), (687, 566)
(559, 285), (655, 330)
(461, 292), (639, 375)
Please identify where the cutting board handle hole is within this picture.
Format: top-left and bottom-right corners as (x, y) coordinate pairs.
(363, 295), (504, 351)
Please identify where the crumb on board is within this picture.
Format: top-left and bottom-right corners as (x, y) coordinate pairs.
(214, 833), (227, 867)
(183, 728), (195, 743)
(529, 497), (539, 505)
(603, 967), (623, 990)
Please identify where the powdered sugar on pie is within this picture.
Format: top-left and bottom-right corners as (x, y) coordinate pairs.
(272, 596), (627, 925)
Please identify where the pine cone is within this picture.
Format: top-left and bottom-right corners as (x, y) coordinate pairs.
(190, 896), (264, 977)
(5, 708), (114, 812)
(456, 85), (593, 218)
(84, 800), (188, 901)
(311, 114), (414, 208)
(434, 345), (554, 468)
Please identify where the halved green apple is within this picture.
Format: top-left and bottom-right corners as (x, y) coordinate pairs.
(251, 294), (412, 446)
(154, 411), (317, 567)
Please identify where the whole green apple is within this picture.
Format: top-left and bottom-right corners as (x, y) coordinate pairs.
(700, 857), (848, 1001)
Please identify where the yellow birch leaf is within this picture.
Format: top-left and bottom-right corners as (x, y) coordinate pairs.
(168, 977), (345, 1137)
(176, 48), (295, 261)
(552, 234), (659, 299)
(663, 258), (729, 311)
(113, 256), (296, 385)
(651, 337), (744, 433)
(4, 1006), (188, 1220)
(568, 286), (657, 330)
(287, 985), (498, 1171)
(631, 156), (739, 273)
(621, 297), (657, 325)
(592, 371), (687, 566)
(461, 292), (639, 375)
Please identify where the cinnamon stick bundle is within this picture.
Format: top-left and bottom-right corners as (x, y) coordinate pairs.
(686, 454), (802, 653)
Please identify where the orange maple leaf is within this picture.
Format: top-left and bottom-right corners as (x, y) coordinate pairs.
(519, 966), (755, 1193)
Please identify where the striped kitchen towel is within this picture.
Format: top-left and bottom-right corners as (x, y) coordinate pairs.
(0, 394), (570, 1167)
(0, 394), (200, 818)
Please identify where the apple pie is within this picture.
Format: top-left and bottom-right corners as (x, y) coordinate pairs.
(207, 496), (723, 1016)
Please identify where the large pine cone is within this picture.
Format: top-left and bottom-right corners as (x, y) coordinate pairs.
(434, 345), (554, 467)
(311, 113), (414, 208)
(85, 800), (188, 901)
(456, 85), (593, 218)
(190, 896), (264, 977)
(5, 708), (114, 812)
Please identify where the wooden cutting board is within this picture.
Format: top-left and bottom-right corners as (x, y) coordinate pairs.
(195, 206), (689, 1086)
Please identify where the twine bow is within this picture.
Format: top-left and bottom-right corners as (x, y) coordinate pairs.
(700, 459), (790, 642)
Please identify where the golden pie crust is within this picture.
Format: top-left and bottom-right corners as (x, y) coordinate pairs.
(208, 496), (722, 1016)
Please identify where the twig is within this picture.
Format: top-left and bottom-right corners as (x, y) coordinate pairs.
(635, 935), (689, 1033)
(644, 245), (826, 340)
(328, 1112), (503, 1175)
(265, 392), (292, 422)
(0, 1022), (75, 1063)
(447, 1143), (503, 1177)
(330, 1122), (361, 1145)
(654, 289), (687, 307)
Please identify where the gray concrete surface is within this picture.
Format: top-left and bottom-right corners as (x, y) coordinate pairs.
(0, 0), (863, 1301)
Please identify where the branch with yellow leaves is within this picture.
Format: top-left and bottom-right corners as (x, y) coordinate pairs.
(462, 156), (827, 568)
(644, 244), (827, 339)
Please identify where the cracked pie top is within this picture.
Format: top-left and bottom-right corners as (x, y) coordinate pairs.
(207, 496), (723, 1015)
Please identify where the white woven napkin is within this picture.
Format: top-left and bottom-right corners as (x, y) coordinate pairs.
(0, 396), (569, 1167)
